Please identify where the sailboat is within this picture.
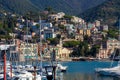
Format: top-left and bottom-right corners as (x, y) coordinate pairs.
(95, 19), (120, 77)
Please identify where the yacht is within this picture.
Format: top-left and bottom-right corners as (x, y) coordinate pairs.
(95, 65), (120, 76)
(57, 63), (67, 72)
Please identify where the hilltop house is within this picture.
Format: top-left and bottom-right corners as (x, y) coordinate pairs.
(48, 12), (65, 21)
(71, 16), (84, 24)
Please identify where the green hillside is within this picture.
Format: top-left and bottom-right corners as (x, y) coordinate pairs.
(0, 0), (106, 15)
(30, 0), (106, 15)
(79, 0), (120, 27)
(0, 0), (39, 14)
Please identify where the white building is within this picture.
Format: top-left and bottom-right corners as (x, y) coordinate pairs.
(71, 16), (84, 23)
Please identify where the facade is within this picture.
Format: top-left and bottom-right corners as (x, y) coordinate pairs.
(79, 29), (84, 35)
(19, 42), (39, 60)
(97, 38), (120, 59)
(48, 12), (65, 21)
(75, 33), (84, 41)
(44, 29), (56, 40)
(41, 22), (53, 29)
(57, 39), (72, 59)
(87, 23), (95, 29)
(101, 25), (108, 31)
(84, 29), (91, 36)
(71, 16), (84, 23)
(95, 20), (100, 27)
(106, 38), (120, 49)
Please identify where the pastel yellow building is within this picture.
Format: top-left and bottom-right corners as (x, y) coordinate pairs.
(57, 39), (72, 59)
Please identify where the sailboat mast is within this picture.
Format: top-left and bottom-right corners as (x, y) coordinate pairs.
(118, 19), (120, 65)
(39, 16), (43, 77)
(26, 19), (29, 64)
(119, 19), (120, 41)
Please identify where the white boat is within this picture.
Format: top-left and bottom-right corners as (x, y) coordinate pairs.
(12, 70), (41, 80)
(95, 65), (120, 76)
(57, 63), (67, 72)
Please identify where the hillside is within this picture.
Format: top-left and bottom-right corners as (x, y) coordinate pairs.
(0, 0), (106, 15)
(0, 0), (39, 14)
(79, 0), (120, 27)
(30, 0), (106, 15)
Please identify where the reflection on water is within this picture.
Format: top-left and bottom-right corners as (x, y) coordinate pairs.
(61, 61), (120, 80)
(63, 73), (119, 80)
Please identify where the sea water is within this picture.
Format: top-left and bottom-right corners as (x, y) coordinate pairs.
(61, 61), (119, 80)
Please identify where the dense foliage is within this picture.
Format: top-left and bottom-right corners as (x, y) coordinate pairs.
(70, 41), (100, 57)
(0, 16), (17, 39)
(0, 0), (38, 14)
(0, 0), (106, 15)
(107, 29), (119, 39)
(63, 41), (80, 48)
(80, 0), (120, 27)
(47, 38), (59, 46)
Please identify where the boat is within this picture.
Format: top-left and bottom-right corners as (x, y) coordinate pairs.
(95, 65), (120, 76)
(12, 70), (42, 80)
(57, 63), (67, 72)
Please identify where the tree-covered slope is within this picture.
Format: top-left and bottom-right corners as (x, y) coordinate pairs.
(0, 0), (39, 14)
(0, 0), (106, 15)
(30, 0), (106, 15)
(79, 0), (120, 27)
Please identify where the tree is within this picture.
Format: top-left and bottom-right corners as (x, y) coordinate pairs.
(47, 38), (59, 46)
(64, 15), (73, 20)
(70, 41), (89, 57)
(56, 34), (61, 39)
(45, 7), (53, 12)
(107, 29), (118, 39)
(63, 41), (80, 48)
(88, 45), (100, 57)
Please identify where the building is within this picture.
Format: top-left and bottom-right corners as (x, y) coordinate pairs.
(87, 23), (95, 29)
(84, 29), (91, 36)
(71, 16), (84, 23)
(101, 25), (108, 31)
(48, 12), (65, 21)
(75, 33), (84, 41)
(95, 20), (100, 27)
(41, 22), (53, 29)
(106, 38), (120, 49)
(57, 39), (72, 59)
(65, 24), (75, 35)
(44, 29), (56, 40)
(19, 42), (39, 60)
(97, 38), (120, 59)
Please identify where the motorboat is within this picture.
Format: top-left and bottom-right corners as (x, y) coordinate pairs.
(95, 65), (120, 76)
(57, 63), (67, 72)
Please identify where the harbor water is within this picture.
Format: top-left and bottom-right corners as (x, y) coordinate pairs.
(61, 61), (119, 80)
(12, 61), (120, 80)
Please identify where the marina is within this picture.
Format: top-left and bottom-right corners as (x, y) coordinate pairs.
(0, 1), (120, 79)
